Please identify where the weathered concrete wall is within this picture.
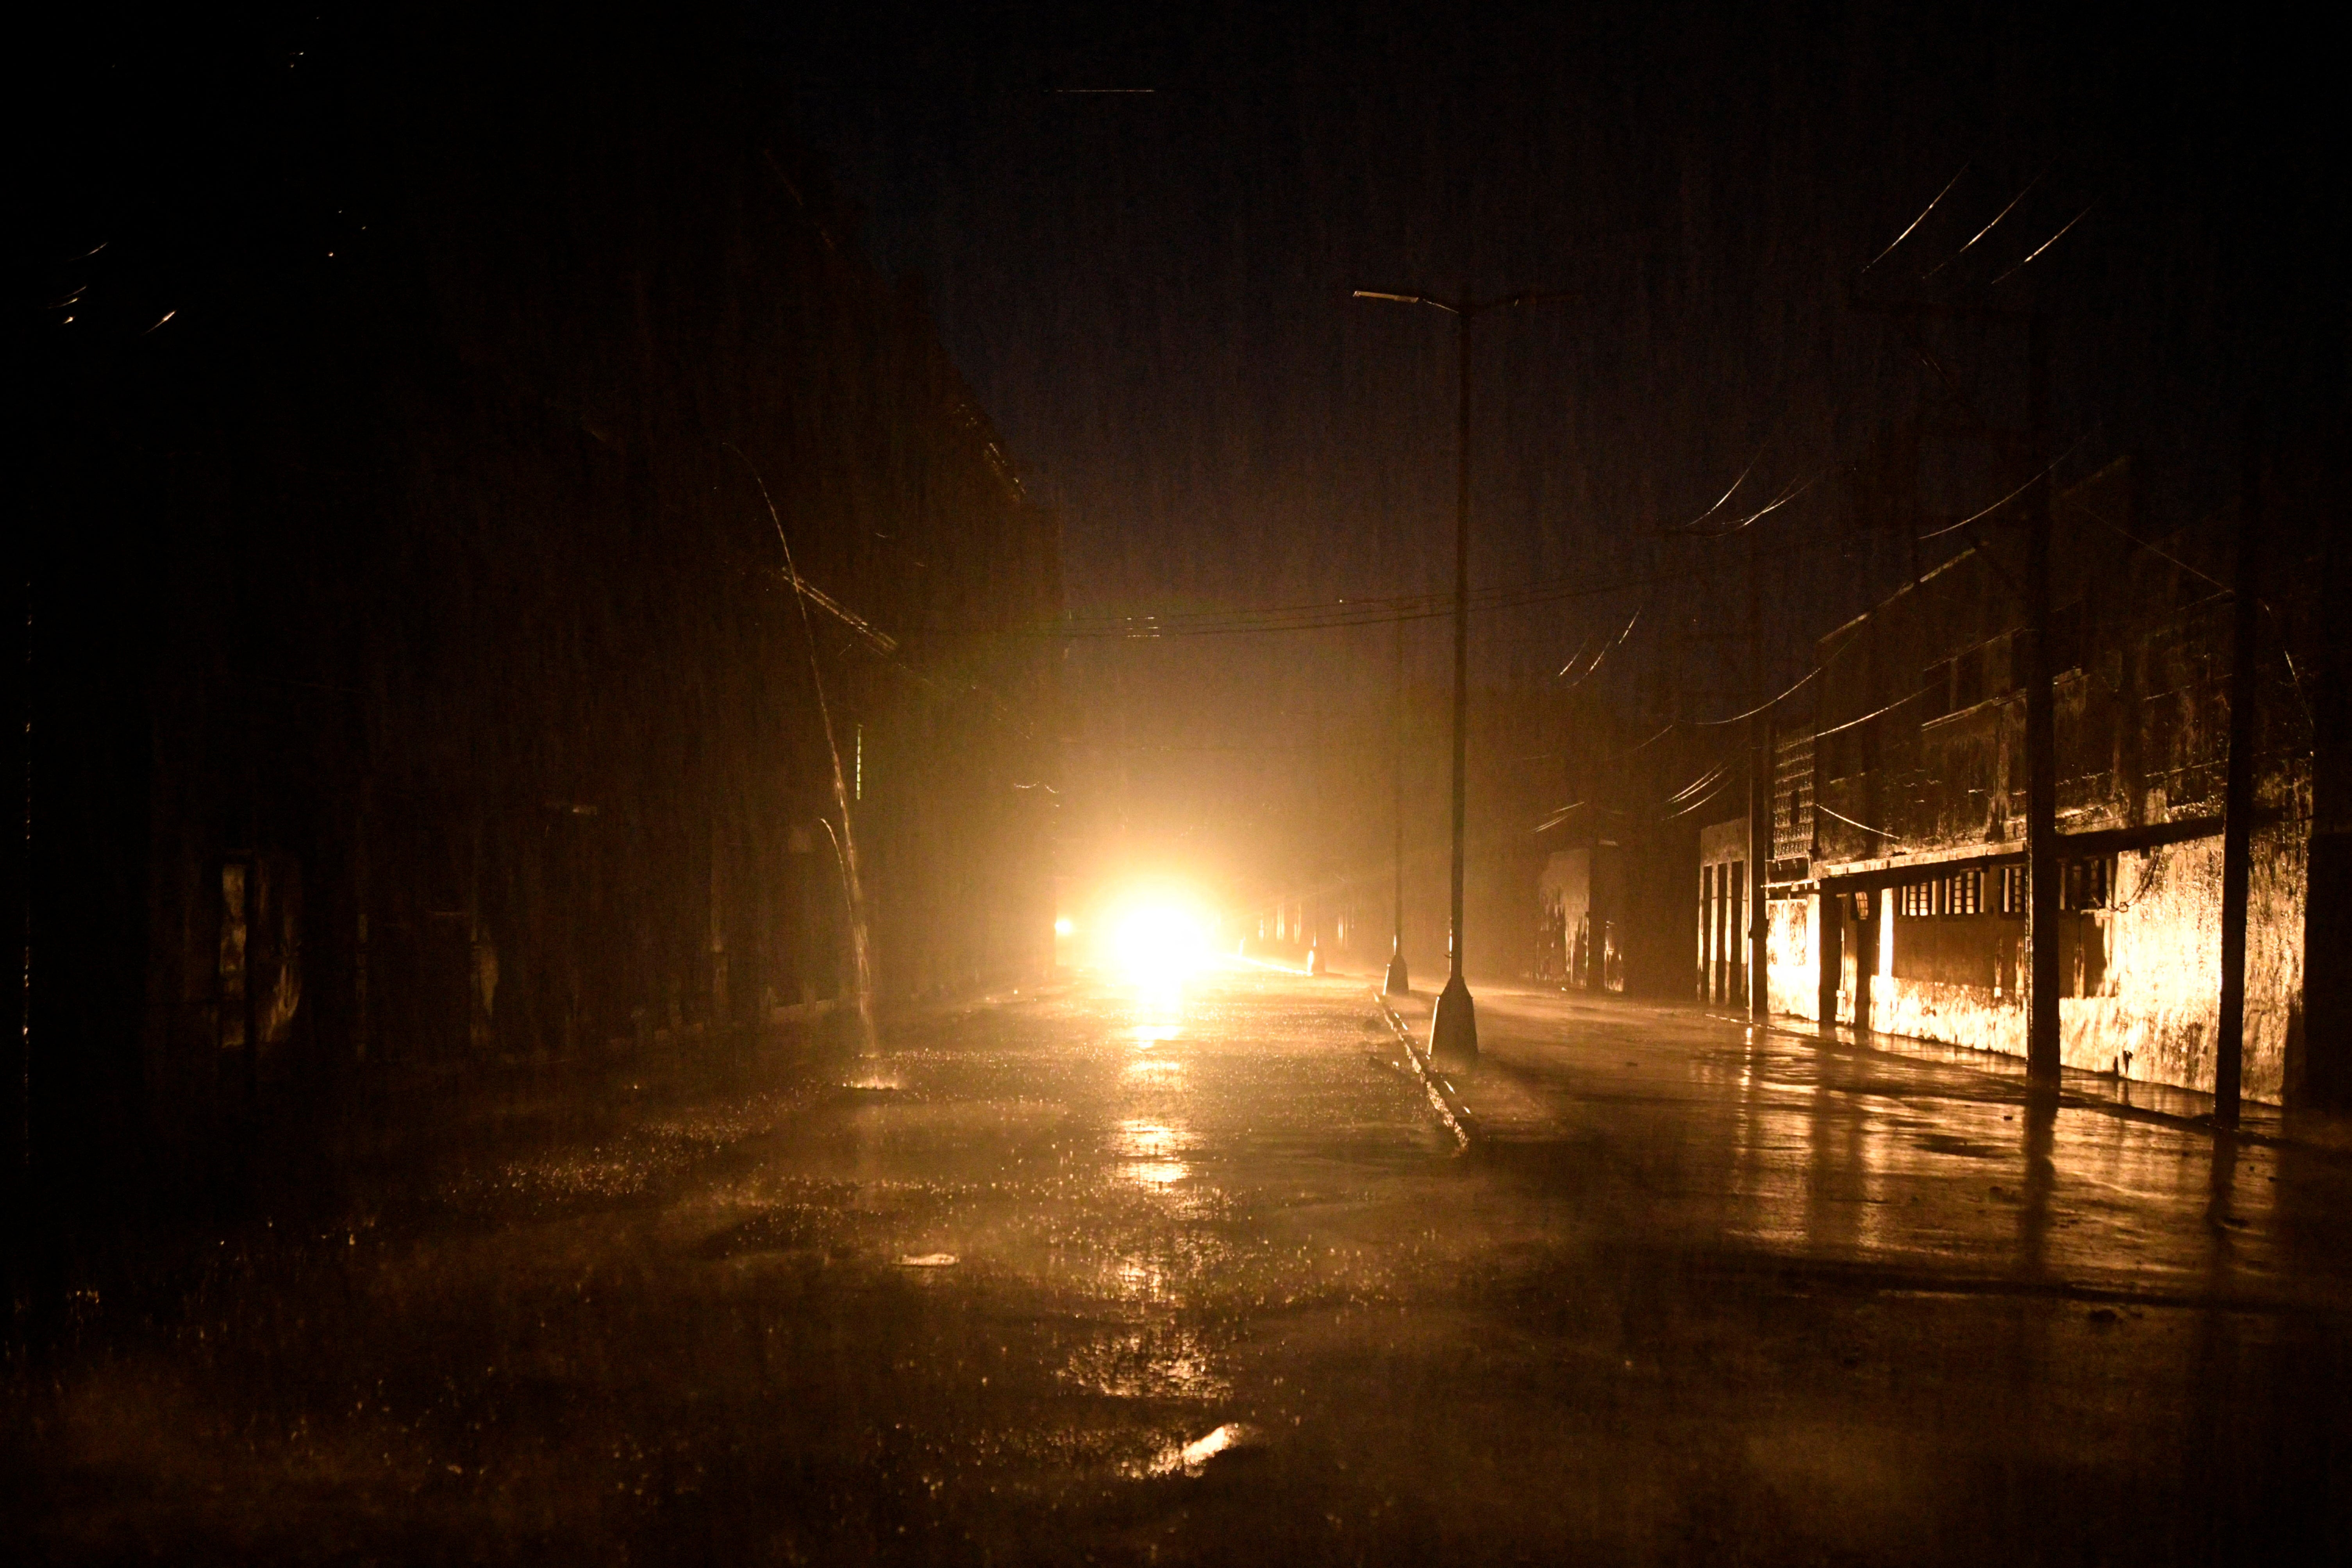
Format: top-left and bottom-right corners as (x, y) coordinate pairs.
(1790, 465), (2316, 1106)
(1872, 978), (2027, 1058)
(1766, 895), (1816, 1020)
(1537, 846), (1631, 992)
(2070, 823), (2305, 1100)
(1781, 823), (2306, 1102)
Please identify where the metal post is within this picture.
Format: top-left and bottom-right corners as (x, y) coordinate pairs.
(2025, 310), (2061, 1085)
(1429, 309), (1479, 1070)
(2215, 416), (2263, 1123)
(1385, 614), (1411, 995)
(1351, 284), (1569, 1066)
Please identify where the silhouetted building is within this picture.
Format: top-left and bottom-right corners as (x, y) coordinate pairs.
(24, 20), (1058, 1212)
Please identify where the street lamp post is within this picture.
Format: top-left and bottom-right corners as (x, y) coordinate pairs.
(1384, 614), (1411, 996)
(1353, 286), (1571, 1072)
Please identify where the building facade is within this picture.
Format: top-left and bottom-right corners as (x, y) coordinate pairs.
(1756, 462), (2326, 1104)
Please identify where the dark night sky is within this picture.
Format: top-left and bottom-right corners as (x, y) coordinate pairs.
(28, 3), (2339, 900)
(776, 5), (2329, 602)
(764, 3), (2342, 891)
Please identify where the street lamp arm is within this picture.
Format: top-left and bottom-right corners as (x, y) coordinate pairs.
(1352, 289), (1461, 313)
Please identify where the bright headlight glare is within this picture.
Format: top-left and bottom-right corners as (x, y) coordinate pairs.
(1110, 901), (1208, 984)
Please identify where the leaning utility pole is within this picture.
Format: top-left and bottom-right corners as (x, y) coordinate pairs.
(1353, 285), (1572, 1072)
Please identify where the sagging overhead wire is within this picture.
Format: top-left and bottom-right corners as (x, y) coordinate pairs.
(1863, 163), (1968, 273)
(1672, 435), (1775, 533)
(1670, 398), (1852, 539)
(1557, 605), (1642, 687)
(1813, 682), (1929, 741)
(1531, 799), (1586, 835)
(1665, 763), (1729, 807)
(1688, 664), (1821, 727)
(1679, 466), (1828, 538)
(1813, 802), (1907, 843)
(1916, 433), (2091, 542)
(1661, 770), (1736, 822)
(1992, 200), (2097, 286)
(1922, 163), (2049, 280)
(1549, 759), (1734, 835)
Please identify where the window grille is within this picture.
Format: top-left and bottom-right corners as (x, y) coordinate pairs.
(2062, 855), (2116, 911)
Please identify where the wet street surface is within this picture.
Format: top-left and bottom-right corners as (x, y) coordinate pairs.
(12, 963), (2350, 1564)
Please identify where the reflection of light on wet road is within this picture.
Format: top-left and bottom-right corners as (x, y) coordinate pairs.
(1110, 1255), (1169, 1299)
(1112, 1120), (1180, 1158)
(1063, 1326), (1231, 1400)
(1532, 1000), (2295, 1296)
(1112, 1119), (1190, 1189)
(1128, 977), (1189, 1019)
(1136, 1421), (1262, 1477)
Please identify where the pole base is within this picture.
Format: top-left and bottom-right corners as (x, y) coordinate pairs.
(1307, 945), (1326, 976)
(1383, 948), (1410, 997)
(1430, 971), (1478, 1074)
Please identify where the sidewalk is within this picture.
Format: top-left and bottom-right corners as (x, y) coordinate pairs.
(1376, 975), (2352, 1313)
(1391, 977), (2352, 1148)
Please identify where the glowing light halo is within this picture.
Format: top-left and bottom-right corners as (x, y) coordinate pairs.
(1097, 886), (1215, 987)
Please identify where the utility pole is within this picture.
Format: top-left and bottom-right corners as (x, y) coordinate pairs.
(1354, 286), (1572, 1072)
(2024, 310), (2061, 1085)
(2214, 411), (2264, 1123)
(1841, 288), (2065, 1079)
(1441, 304), (1475, 1065)
(1385, 613), (1411, 995)
(1747, 528), (1771, 1021)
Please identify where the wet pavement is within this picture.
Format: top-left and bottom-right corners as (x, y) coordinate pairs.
(12, 962), (2350, 1564)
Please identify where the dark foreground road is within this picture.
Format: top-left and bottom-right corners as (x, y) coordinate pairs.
(11, 963), (2350, 1564)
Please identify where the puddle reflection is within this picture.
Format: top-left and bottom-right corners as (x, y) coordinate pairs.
(1699, 1022), (2291, 1291)
(1112, 1118), (1191, 1189)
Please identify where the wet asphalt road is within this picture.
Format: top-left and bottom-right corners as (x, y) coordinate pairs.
(13, 961), (2351, 1564)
